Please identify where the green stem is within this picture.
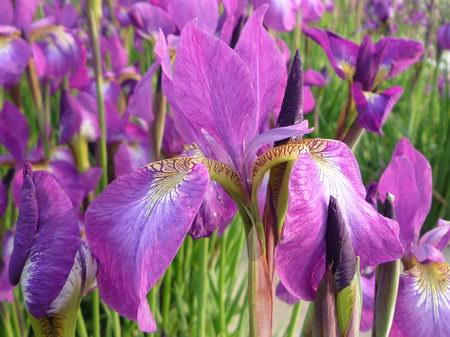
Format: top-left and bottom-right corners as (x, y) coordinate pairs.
(342, 120), (364, 150)
(77, 311), (88, 337)
(284, 302), (302, 337)
(92, 290), (101, 337)
(87, 0), (108, 191)
(162, 264), (173, 333)
(219, 232), (227, 335)
(3, 306), (14, 337)
(196, 238), (209, 337)
(112, 312), (121, 337)
(11, 296), (22, 337)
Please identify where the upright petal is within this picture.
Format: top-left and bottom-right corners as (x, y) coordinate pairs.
(128, 3), (176, 38)
(85, 158), (210, 332)
(235, 4), (287, 131)
(391, 262), (450, 337)
(173, 22), (256, 171)
(352, 83), (403, 133)
(252, 0), (297, 32)
(167, 0), (219, 33)
(14, 169), (80, 318)
(298, 0), (325, 22)
(303, 28), (359, 79)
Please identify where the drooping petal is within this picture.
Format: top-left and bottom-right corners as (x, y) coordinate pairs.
(378, 156), (420, 253)
(352, 83), (403, 133)
(167, 0), (219, 33)
(276, 282), (301, 304)
(276, 139), (403, 300)
(390, 262), (450, 337)
(0, 102), (29, 163)
(235, 4), (287, 131)
(173, 22), (256, 171)
(0, 30), (31, 86)
(128, 2), (176, 39)
(303, 27), (359, 79)
(13, 169), (80, 318)
(85, 158), (210, 332)
(252, 0), (297, 32)
(374, 38), (424, 82)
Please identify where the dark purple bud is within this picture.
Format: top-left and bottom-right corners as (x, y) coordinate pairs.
(365, 181), (379, 209)
(354, 35), (375, 90)
(275, 50), (303, 146)
(325, 196), (356, 292)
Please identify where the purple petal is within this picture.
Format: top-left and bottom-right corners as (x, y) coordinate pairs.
(13, 0), (40, 34)
(0, 33), (31, 86)
(235, 4), (287, 131)
(127, 63), (159, 123)
(167, 0), (219, 33)
(155, 29), (173, 81)
(82, 167), (103, 197)
(173, 22), (256, 171)
(85, 159), (210, 332)
(0, 0), (13, 26)
(0, 181), (7, 217)
(378, 156), (420, 253)
(114, 139), (153, 177)
(0, 102), (29, 163)
(298, 0), (326, 22)
(0, 230), (14, 302)
(437, 23), (450, 50)
(375, 38), (424, 81)
(252, 0), (297, 32)
(276, 282), (301, 305)
(189, 181), (237, 239)
(414, 220), (450, 263)
(303, 86), (315, 113)
(276, 139), (403, 300)
(304, 69), (326, 87)
(352, 83), (403, 133)
(103, 31), (128, 77)
(360, 274), (375, 331)
(303, 27), (359, 79)
(69, 43), (90, 89)
(12, 168), (80, 318)
(220, 0), (247, 44)
(391, 262), (450, 337)
(128, 2), (176, 38)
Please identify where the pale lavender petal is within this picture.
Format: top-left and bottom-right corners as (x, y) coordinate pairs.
(167, 0), (219, 33)
(0, 33), (31, 86)
(412, 244), (445, 264)
(252, 0), (297, 32)
(85, 159), (209, 332)
(378, 156), (420, 253)
(235, 4), (287, 131)
(303, 27), (359, 79)
(12, 168), (80, 318)
(128, 2), (176, 38)
(352, 83), (403, 133)
(391, 262), (450, 337)
(375, 38), (424, 81)
(173, 22), (256, 171)
(414, 220), (450, 263)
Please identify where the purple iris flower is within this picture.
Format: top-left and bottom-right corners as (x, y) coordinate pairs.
(437, 22), (450, 51)
(360, 138), (450, 336)
(9, 165), (97, 321)
(0, 230), (14, 303)
(304, 28), (423, 133)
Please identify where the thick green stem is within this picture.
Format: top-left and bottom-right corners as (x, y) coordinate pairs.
(112, 312), (121, 337)
(284, 302), (302, 337)
(77, 311), (88, 337)
(196, 239), (209, 337)
(92, 290), (101, 337)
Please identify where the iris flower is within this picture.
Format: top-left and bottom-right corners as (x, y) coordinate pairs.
(9, 165), (97, 336)
(361, 138), (450, 336)
(85, 5), (401, 332)
(304, 28), (423, 133)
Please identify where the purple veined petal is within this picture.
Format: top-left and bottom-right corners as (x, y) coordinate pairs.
(275, 150), (327, 300)
(374, 38), (424, 82)
(411, 243), (446, 264)
(418, 220), (450, 253)
(0, 230), (14, 302)
(155, 29), (173, 81)
(127, 62), (159, 123)
(360, 273), (375, 331)
(167, 0), (219, 33)
(304, 69), (326, 87)
(303, 27), (359, 79)
(252, 0), (297, 32)
(173, 21), (257, 172)
(353, 35), (375, 90)
(85, 158), (210, 332)
(128, 2), (176, 39)
(276, 282), (301, 305)
(13, 0), (40, 34)
(189, 181), (237, 239)
(298, 0), (326, 23)
(12, 168), (80, 318)
(9, 165), (38, 286)
(378, 155), (421, 253)
(303, 85), (315, 113)
(390, 262), (450, 337)
(0, 102), (29, 163)
(352, 83), (403, 133)
(392, 137), (432, 233)
(243, 121), (313, 176)
(0, 0), (13, 26)
(0, 32), (31, 86)
(81, 167), (103, 197)
(235, 4), (287, 132)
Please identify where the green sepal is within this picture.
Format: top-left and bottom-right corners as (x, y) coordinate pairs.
(335, 257), (362, 337)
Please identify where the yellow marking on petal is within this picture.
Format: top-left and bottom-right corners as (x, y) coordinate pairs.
(409, 262), (450, 322)
(339, 61), (355, 79)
